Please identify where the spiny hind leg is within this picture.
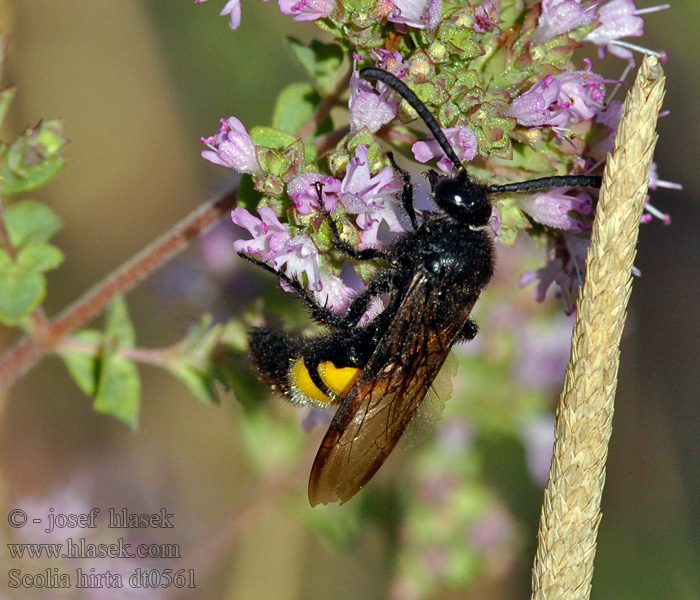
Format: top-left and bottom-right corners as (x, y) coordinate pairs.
(239, 252), (392, 329)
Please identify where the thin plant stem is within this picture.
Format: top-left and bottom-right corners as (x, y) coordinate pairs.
(0, 64), (359, 393)
(0, 185), (239, 391)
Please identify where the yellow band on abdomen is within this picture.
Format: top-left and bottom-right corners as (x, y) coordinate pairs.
(289, 359), (361, 407)
(318, 361), (361, 396)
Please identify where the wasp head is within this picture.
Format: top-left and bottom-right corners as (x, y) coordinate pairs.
(428, 169), (492, 227)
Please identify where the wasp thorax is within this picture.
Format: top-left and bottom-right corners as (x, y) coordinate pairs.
(433, 175), (492, 227)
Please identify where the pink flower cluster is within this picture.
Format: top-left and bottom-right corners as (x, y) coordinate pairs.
(199, 0), (674, 311)
(218, 135), (403, 311)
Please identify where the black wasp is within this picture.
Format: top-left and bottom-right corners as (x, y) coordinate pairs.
(239, 67), (602, 506)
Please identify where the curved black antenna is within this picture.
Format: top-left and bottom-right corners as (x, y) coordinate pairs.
(487, 174), (602, 194)
(360, 67), (603, 193)
(360, 67), (464, 172)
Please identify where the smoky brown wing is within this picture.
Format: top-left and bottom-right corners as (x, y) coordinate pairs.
(308, 272), (476, 506)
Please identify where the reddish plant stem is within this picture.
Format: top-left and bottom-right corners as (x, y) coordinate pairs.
(297, 69), (351, 141)
(0, 184), (239, 391)
(59, 336), (174, 366)
(314, 125), (350, 157)
(380, 126), (419, 149)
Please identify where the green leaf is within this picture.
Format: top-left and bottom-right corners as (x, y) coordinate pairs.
(161, 315), (256, 406)
(255, 146), (287, 176)
(272, 83), (322, 137)
(304, 144), (318, 164)
(88, 298), (140, 428)
(58, 300), (140, 427)
(301, 499), (363, 550)
(4, 200), (62, 247)
(61, 329), (103, 396)
(1, 120), (68, 195)
(0, 201), (63, 324)
(17, 243), (64, 273)
(162, 314), (220, 404)
(216, 317), (251, 353)
(93, 354), (140, 429)
(169, 365), (218, 404)
(104, 296), (136, 349)
(0, 158), (65, 195)
(207, 319), (268, 407)
(250, 126), (297, 151)
(0, 86), (16, 129)
(0, 261), (45, 324)
(284, 38), (343, 95)
(178, 313), (215, 352)
(0, 248), (10, 270)
(35, 119), (67, 155)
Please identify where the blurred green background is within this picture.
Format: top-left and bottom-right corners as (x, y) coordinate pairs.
(0, 1), (698, 599)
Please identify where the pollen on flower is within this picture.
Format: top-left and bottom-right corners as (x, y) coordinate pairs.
(520, 233), (591, 313)
(373, 49), (408, 77)
(278, 0), (336, 22)
(474, 0), (500, 33)
(518, 189), (593, 232)
(315, 271), (357, 312)
(640, 162), (679, 224)
(287, 172), (341, 215)
(387, 0), (443, 30)
(641, 201), (670, 225)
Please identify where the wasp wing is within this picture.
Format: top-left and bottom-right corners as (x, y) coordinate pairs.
(308, 270), (476, 506)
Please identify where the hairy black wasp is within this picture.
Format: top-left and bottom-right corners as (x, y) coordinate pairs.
(239, 67), (602, 506)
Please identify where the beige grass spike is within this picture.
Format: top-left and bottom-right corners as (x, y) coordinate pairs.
(530, 55), (666, 600)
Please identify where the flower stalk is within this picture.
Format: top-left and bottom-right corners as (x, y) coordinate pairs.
(531, 54), (666, 600)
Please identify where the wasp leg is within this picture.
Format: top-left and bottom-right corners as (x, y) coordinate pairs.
(387, 152), (418, 230)
(338, 268), (394, 326)
(458, 318), (479, 342)
(314, 183), (389, 262)
(239, 253), (341, 327)
(239, 252), (393, 330)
